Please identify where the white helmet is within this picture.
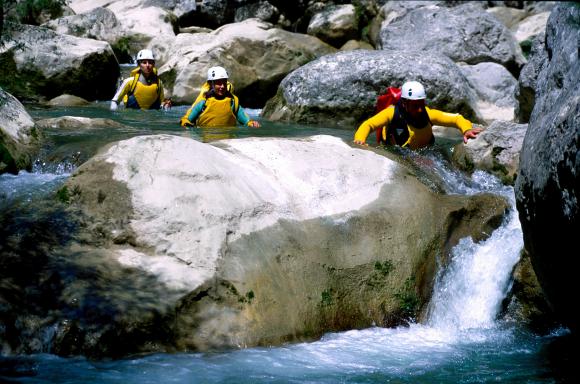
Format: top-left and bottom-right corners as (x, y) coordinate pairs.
(401, 81), (426, 100)
(136, 49), (155, 62)
(207, 66), (228, 81)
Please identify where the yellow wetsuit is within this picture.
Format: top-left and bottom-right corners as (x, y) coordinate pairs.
(354, 105), (473, 149)
(180, 81), (253, 128)
(112, 67), (164, 110)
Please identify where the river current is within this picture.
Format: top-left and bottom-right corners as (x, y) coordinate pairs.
(0, 103), (574, 383)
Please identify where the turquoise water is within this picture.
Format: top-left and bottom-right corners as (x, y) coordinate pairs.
(0, 103), (575, 383)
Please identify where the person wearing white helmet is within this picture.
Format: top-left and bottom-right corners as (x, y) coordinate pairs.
(354, 80), (482, 149)
(110, 49), (166, 110)
(180, 66), (260, 128)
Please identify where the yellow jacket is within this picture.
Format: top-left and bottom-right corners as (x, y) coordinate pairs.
(354, 106), (473, 149)
(180, 81), (254, 128)
(112, 67), (164, 110)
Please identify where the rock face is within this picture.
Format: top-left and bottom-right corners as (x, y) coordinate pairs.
(0, 89), (41, 174)
(307, 4), (359, 47)
(515, 3), (579, 335)
(515, 33), (547, 123)
(262, 49), (481, 127)
(42, 7), (123, 45)
(0, 24), (119, 102)
(452, 120), (527, 185)
(41, 134), (508, 357)
(378, 2), (526, 77)
(459, 62), (517, 123)
(155, 18), (336, 106)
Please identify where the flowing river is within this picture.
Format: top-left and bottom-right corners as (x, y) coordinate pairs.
(0, 104), (574, 383)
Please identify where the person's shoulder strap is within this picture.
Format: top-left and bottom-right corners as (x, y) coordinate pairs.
(128, 72), (141, 95)
(230, 94), (240, 115)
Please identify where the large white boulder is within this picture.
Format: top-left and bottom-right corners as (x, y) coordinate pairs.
(57, 134), (507, 355)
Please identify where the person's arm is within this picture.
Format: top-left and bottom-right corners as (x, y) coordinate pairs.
(110, 78), (132, 110)
(426, 108), (483, 143)
(236, 105), (260, 128)
(180, 99), (206, 127)
(354, 107), (394, 145)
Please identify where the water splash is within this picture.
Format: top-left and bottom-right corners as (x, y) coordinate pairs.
(426, 201), (523, 331)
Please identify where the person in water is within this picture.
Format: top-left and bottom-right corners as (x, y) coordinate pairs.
(180, 66), (260, 128)
(354, 81), (482, 149)
(110, 49), (166, 110)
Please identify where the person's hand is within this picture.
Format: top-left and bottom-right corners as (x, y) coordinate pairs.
(162, 98), (172, 111)
(110, 101), (118, 111)
(247, 120), (261, 128)
(180, 117), (194, 128)
(463, 127), (483, 143)
(353, 139), (368, 146)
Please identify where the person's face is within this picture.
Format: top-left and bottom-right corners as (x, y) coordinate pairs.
(212, 79), (227, 97)
(139, 59), (155, 76)
(401, 98), (425, 118)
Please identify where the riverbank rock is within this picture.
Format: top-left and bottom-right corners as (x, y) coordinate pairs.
(378, 2), (526, 77)
(154, 18), (336, 107)
(459, 62), (517, 123)
(0, 24), (119, 103)
(515, 33), (547, 124)
(515, 3), (580, 335)
(0, 89), (42, 174)
(36, 134), (508, 357)
(452, 120), (527, 185)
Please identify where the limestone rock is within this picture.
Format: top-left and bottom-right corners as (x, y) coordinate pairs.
(51, 134), (507, 356)
(0, 89), (42, 174)
(378, 2), (526, 77)
(307, 4), (359, 48)
(156, 19), (336, 106)
(0, 24), (119, 102)
(46, 94), (90, 107)
(262, 49), (481, 127)
(515, 3), (580, 335)
(452, 120), (527, 185)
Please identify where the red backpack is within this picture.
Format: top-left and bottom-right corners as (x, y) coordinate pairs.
(374, 87), (401, 143)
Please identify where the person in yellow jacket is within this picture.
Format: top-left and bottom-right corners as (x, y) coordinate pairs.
(110, 49), (165, 110)
(354, 81), (482, 149)
(180, 66), (260, 128)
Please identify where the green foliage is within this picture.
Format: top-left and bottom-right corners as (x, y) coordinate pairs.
(374, 260), (394, 276)
(366, 259), (395, 288)
(56, 184), (81, 203)
(15, 0), (66, 25)
(1, 0), (66, 42)
(111, 37), (133, 64)
(320, 289), (333, 307)
(520, 39), (533, 60)
(238, 289), (255, 304)
(394, 277), (420, 319)
(56, 185), (70, 203)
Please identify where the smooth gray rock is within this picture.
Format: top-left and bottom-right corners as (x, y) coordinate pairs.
(515, 33), (547, 123)
(378, 2), (526, 77)
(0, 88), (41, 174)
(452, 120), (527, 185)
(262, 49), (481, 127)
(515, 3), (580, 335)
(0, 24), (119, 102)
